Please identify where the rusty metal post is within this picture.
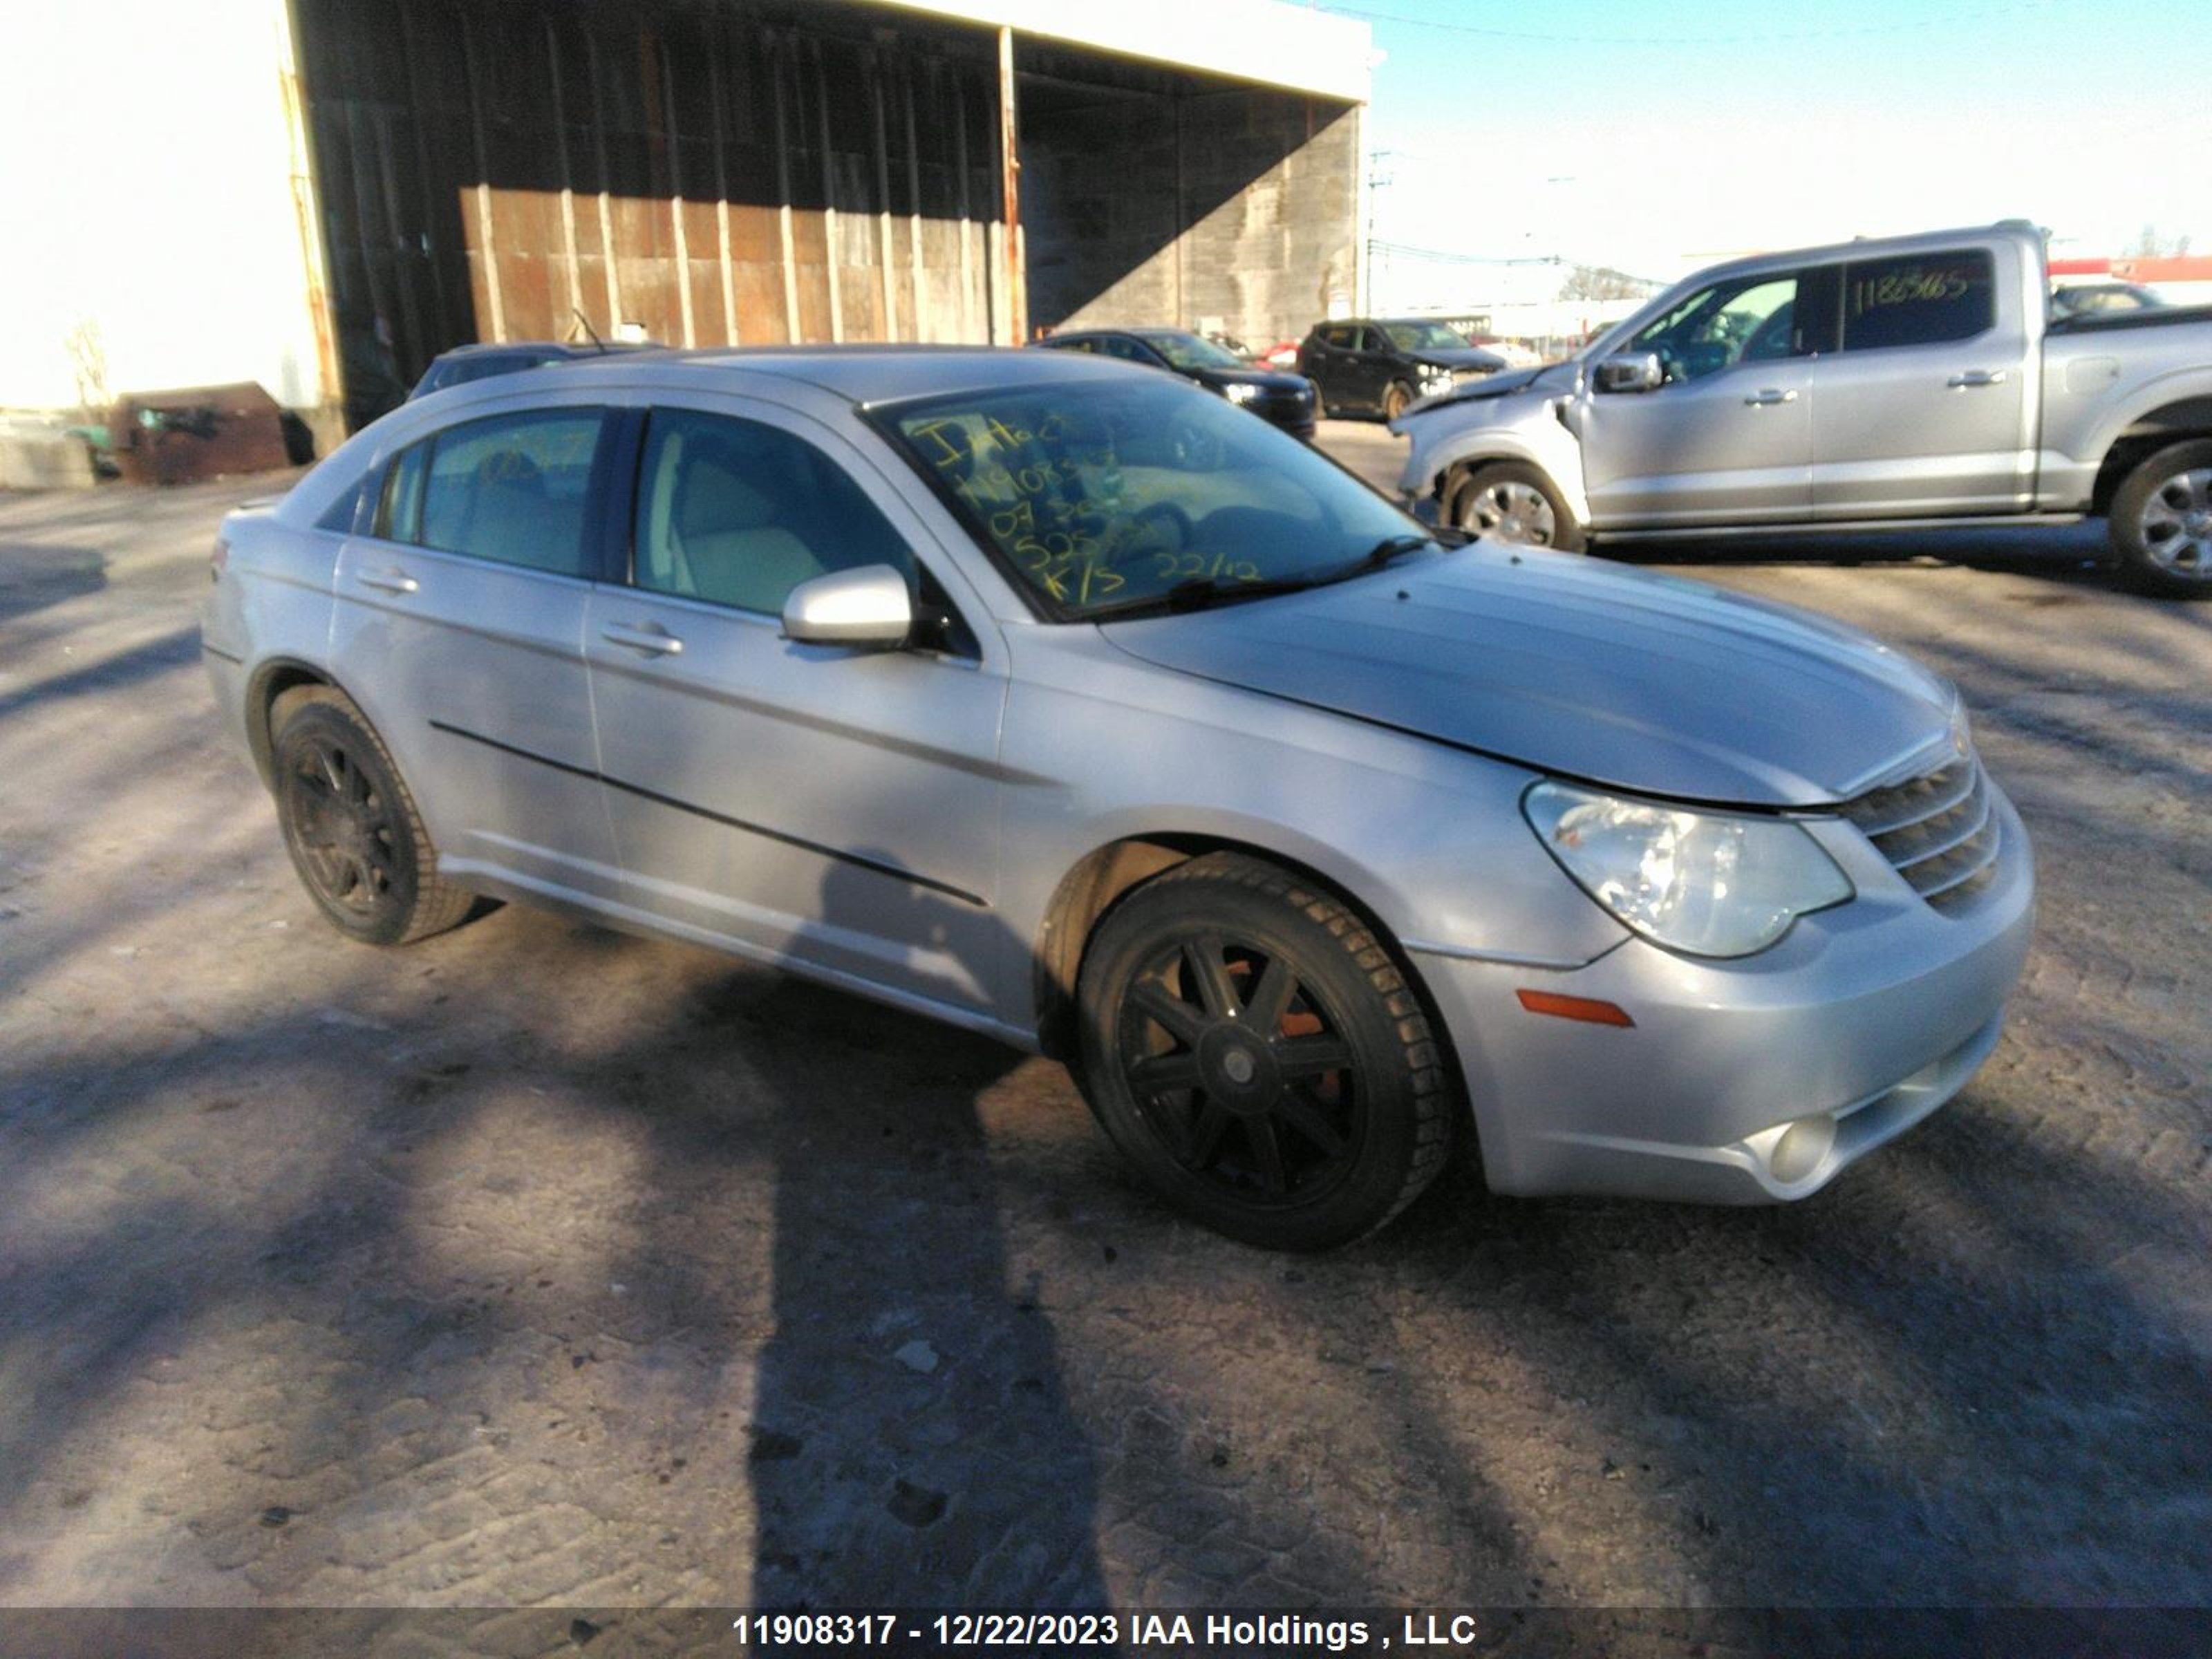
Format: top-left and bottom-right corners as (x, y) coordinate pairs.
(996, 24), (1024, 346)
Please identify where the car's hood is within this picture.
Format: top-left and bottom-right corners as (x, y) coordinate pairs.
(1097, 544), (1957, 807)
(1409, 346), (1508, 373)
(1394, 360), (1575, 424)
(1192, 366), (1312, 395)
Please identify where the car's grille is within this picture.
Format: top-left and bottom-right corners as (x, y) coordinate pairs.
(1837, 756), (2001, 913)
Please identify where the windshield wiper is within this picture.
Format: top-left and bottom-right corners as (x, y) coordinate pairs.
(1087, 536), (1443, 622)
(1346, 532), (1436, 574)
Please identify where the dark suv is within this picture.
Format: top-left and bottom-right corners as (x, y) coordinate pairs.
(1296, 319), (1506, 421)
(1033, 328), (1317, 439)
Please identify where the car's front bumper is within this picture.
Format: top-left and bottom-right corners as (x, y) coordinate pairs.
(1412, 784), (2036, 1203)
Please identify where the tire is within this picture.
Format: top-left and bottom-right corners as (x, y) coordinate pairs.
(1074, 852), (1452, 1250)
(2109, 438), (2212, 599)
(270, 686), (475, 946)
(1382, 380), (1414, 423)
(1445, 460), (1586, 553)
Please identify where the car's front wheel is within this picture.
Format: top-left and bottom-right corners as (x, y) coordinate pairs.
(2110, 438), (2212, 599)
(1075, 853), (1452, 1250)
(1382, 380), (1414, 422)
(1445, 461), (1585, 552)
(271, 687), (474, 946)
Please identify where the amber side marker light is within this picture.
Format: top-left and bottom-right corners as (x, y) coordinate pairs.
(1516, 989), (1635, 1028)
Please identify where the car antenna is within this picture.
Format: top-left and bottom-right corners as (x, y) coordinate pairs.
(572, 308), (608, 354)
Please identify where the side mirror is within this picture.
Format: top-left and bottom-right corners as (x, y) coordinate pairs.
(780, 563), (914, 648)
(1594, 351), (1664, 394)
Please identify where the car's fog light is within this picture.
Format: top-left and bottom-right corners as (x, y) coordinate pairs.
(1770, 1114), (1837, 1183)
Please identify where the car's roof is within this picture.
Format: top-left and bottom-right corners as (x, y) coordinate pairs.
(513, 343), (1143, 403)
(431, 340), (653, 363)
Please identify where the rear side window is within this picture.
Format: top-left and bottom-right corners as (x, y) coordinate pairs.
(1316, 324), (1356, 350)
(631, 409), (915, 616)
(384, 409), (610, 578)
(1842, 250), (1995, 350)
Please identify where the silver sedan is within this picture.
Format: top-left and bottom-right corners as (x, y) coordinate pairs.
(202, 348), (2033, 1249)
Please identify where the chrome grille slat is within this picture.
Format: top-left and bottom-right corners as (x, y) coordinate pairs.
(1840, 762), (1976, 835)
(1841, 752), (2003, 914)
(1883, 778), (1993, 870)
(1914, 821), (2004, 899)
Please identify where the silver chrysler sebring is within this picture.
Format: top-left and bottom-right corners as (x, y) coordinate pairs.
(202, 348), (2034, 1250)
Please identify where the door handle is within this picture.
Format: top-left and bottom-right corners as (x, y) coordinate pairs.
(1743, 388), (1799, 406)
(600, 619), (684, 657)
(357, 565), (418, 594)
(1948, 369), (2008, 388)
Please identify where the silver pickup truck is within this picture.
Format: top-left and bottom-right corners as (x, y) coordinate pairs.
(1394, 221), (2212, 597)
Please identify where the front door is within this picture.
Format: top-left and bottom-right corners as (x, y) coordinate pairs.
(1575, 270), (1817, 529)
(1808, 245), (2032, 518)
(328, 399), (626, 905)
(582, 399), (1010, 1020)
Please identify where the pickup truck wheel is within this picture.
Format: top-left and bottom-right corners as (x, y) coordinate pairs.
(2112, 440), (2212, 598)
(1445, 462), (1585, 552)
(1074, 852), (1451, 1251)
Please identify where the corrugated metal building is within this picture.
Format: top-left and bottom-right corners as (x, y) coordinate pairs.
(1, 0), (1370, 442)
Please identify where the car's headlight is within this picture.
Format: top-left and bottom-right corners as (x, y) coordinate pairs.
(1223, 382), (1264, 405)
(1522, 781), (1853, 958)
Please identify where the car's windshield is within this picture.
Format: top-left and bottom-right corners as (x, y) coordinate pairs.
(883, 378), (1423, 619)
(1138, 331), (1248, 371)
(1383, 321), (1470, 353)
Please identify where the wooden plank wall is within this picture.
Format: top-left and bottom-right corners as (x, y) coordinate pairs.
(299, 0), (1011, 417)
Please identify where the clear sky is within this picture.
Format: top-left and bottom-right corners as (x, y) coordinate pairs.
(1335, 0), (2212, 283)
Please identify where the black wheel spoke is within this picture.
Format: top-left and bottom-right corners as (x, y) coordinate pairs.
(1185, 1099), (1232, 1170)
(1278, 1034), (1352, 1078)
(1246, 957), (1295, 1031)
(1182, 933), (1239, 1020)
(1130, 980), (1207, 1047)
(1245, 1118), (1288, 1193)
(1129, 1051), (1203, 1097)
(1275, 1094), (1347, 1159)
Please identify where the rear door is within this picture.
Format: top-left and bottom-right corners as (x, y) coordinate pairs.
(581, 396), (1010, 1018)
(328, 397), (628, 905)
(1577, 270), (1818, 527)
(1808, 245), (2032, 517)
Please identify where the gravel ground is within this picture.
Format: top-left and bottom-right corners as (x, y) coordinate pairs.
(0, 435), (2206, 1624)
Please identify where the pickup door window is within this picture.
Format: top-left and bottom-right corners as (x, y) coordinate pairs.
(1809, 247), (2029, 518)
(1577, 271), (1815, 529)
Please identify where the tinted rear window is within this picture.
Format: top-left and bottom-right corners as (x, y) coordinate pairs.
(1842, 251), (1995, 350)
(379, 408), (610, 579)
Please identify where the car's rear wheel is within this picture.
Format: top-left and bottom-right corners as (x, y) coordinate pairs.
(2110, 438), (2212, 599)
(1074, 853), (1451, 1250)
(1445, 461), (1585, 552)
(271, 687), (474, 946)
(1382, 380), (1414, 422)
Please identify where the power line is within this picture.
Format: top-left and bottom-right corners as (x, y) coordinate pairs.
(1318, 0), (2055, 48)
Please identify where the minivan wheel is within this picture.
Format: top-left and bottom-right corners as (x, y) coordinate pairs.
(1382, 380), (1414, 422)
(271, 688), (474, 946)
(2110, 438), (2212, 599)
(1446, 462), (1586, 552)
(1075, 852), (1451, 1250)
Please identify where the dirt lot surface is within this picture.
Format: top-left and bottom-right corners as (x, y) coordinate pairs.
(1, 433), (2207, 1627)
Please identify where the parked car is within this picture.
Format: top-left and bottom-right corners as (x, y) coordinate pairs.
(1033, 328), (1316, 440)
(2049, 280), (2165, 320)
(1394, 221), (2212, 597)
(408, 339), (655, 400)
(1297, 319), (1507, 421)
(205, 348), (2032, 1249)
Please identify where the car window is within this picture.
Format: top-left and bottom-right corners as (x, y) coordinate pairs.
(1382, 321), (1468, 354)
(632, 409), (917, 616)
(1316, 324), (1356, 350)
(399, 409), (608, 577)
(1629, 274), (1801, 383)
(883, 377), (1418, 619)
(1356, 327), (1388, 353)
(1842, 250), (1994, 350)
(1138, 332), (1246, 371)
(316, 476), (366, 534)
(1048, 337), (1096, 353)
(1096, 336), (1154, 364)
